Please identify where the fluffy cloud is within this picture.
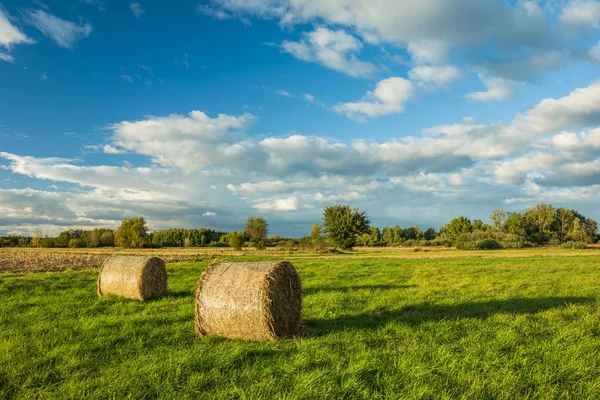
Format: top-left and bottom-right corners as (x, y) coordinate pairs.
(4, 80), (600, 235)
(25, 9), (92, 49)
(281, 27), (376, 77)
(408, 65), (462, 87)
(207, 0), (597, 82)
(253, 196), (298, 211)
(333, 77), (415, 121)
(466, 75), (517, 102)
(560, 0), (600, 27)
(108, 111), (259, 170)
(514, 80), (600, 134)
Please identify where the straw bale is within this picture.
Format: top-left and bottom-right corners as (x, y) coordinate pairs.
(97, 256), (167, 300)
(195, 260), (302, 341)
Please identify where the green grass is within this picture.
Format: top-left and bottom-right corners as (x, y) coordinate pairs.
(1, 256), (600, 399)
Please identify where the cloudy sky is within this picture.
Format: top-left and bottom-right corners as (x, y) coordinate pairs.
(1, 0), (600, 237)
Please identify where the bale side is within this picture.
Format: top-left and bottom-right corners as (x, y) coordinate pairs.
(97, 256), (167, 301)
(138, 257), (167, 300)
(262, 261), (302, 339)
(194, 261), (302, 341)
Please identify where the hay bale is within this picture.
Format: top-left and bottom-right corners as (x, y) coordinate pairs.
(195, 261), (302, 341)
(97, 256), (167, 301)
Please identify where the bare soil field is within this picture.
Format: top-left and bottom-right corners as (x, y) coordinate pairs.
(2, 246), (599, 274)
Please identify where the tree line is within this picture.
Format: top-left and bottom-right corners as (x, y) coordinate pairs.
(0, 203), (597, 250)
(313, 203), (598, 250)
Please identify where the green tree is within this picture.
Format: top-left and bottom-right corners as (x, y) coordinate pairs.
(244, 216), (268, 249)
(100, 231), (114, 247)
(228, 231), (245, 250)
(309, 223), (325, 250)
(114, 217), (149, 248)
(322, 204), (370, 250)
(55, 231), (71, 248)
(423, 227), (436, 241)
(472, 219), (486, 231)
(356, 233), (373, 246)
(524, 203), (556, 235)
(504, 212), (526, 236)
(490, 209), (507, 230)
(445, 216), (473, 244)
(369, 226), (381, 246)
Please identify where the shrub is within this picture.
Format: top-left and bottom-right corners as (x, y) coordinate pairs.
(455, 231), (532, 250)
(68, 238), (85, 248)
(208, 241), (229, 248)
(561, 241), (587, 249)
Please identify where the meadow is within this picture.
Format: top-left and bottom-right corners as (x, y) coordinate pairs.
(1, 249), (600, 399)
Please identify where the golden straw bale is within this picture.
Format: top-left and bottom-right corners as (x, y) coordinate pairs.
(97, 256), (167, 301)
(195, 261), (302, 341)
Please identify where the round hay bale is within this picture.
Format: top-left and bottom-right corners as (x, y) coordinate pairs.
(195, 261), (302, 341)
(97, 256), (167, 301)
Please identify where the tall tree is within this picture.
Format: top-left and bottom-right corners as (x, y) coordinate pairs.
(322, 204), (370, 250)
(244, 216), (268, 249)
(114, 217), (149, 248)
(309, 223), (325, 250)
(490, 209), (507, 230)
(445, 216), (473, 244)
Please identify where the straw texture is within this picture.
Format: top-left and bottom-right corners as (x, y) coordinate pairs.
(195, 261), (302, 341)
(97, 256), (167, 301)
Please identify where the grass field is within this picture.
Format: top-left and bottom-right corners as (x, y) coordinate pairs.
(2, 253), (600, 399)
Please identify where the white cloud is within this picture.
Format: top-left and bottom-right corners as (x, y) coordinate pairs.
(560, 0), (600, 27)
(209, 0), (588, 82)
(5, 80), (600, 235)
(253, 196), (298, 211)
(334, 77), (415, 121)
(121, 74), (133, 83)
(0, 8), (34, 48)
(408, 65), (462, 86)
(514, 80), (600, 134)
(0, 8), (34, 62)
(0, 52), (15, 62)
(196, 4), (251, 26)
(108, 110), (258, 170)
(466, 75), (517, 102)
(275, 90), (293, 97)
(130, 3), (144, 19)
(203, 211), (217, 216)
(303, 93), (329, 109)
(407, 40), (448, 65)
(25, 9), (92, 49)
(281, 27), (376, 78)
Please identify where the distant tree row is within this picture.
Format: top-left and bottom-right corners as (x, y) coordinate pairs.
(1, 202), (597, 250)
(308, 203), (598, 250)
(0, 217), (226, 249)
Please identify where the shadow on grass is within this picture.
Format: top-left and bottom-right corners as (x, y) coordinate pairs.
(305, 296), (595, 336)
(304, 284), (416, 295)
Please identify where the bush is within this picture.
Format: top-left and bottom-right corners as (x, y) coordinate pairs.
(400, 239), (417, 247)
(499, 234), (533, 249)
(456, 238), (502, 250)
(561, 241), (587, 249)
(208, 241), (229, 248)
(455, 231), (533, 250)
(68, 238), (85, 248)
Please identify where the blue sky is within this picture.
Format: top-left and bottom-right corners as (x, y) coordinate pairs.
(1, 0), (600, 237)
